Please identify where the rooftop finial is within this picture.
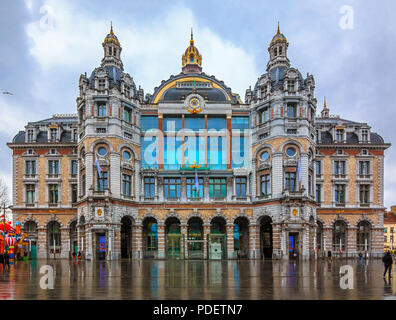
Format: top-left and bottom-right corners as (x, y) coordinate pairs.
(190, 27), (194, 45)
(110, 21), (114, 35)
(277, 21), (280, 34)
(324, 96), (327, 108)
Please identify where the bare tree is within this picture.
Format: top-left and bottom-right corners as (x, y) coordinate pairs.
(0, 179), (10, 208)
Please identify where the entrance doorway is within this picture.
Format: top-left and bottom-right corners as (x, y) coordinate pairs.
(165, 217), (182, 259)
(96, 233), (107, 260)
(187, 217), (204, 259)
(143, 217), (158, 258)
(289, 232), (299, 259)
(121, 216), (133, 259)
(234, 217), (249, 258)
(209, 217), (226, 259)
(260, 216), (273, 259)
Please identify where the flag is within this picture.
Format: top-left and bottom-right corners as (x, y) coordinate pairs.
(194, 168), (200, 192)
(95, 153), (102, 178)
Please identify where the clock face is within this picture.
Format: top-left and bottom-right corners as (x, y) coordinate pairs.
(189, 97), (200, 108)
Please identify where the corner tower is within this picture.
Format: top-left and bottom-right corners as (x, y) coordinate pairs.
(101, 23), (123, 71)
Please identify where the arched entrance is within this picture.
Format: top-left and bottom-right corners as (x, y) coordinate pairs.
(260, 216), (273, 259)
(357, 221), (371, 253)
(316, 221), (323, 256)
(165, 217), (181, 259)
(187, 217), (204, 259)
(47, 221), (61, 258)
(79, 215), (85, 255)
(234, 217), (249, 258)
(143, 217), (158, 258)
(333, 220), (347, 253)
(69, 221), (78, 258)
(23, 221), (38, 260)
(209, 217), (227, 259)
(121, 216), (133, 259)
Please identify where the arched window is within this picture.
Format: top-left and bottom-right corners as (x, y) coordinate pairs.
(357, 221), (371, 252)
(333, 220), (347, 252)
(48, 221), (61, 254)
(279, 46), (283, 55)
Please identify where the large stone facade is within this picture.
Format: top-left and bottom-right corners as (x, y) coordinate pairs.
(7, 25), (390, 260)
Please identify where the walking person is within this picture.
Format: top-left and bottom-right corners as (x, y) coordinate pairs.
(327, 250), (332, 262)
(383, 251), (393, 278)
(3, 251), (10, 272)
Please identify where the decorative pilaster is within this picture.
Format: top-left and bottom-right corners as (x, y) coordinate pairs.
(226, 224), (234, 259)
(157, 224), (166, 259)
(203, 223), (210, 259)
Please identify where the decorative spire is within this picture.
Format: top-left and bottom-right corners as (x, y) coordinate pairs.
(321, 96), (330, 118)
(110, 21), (114, 35)
(182, 28), (202, 73)
(277, 21), (280, 34)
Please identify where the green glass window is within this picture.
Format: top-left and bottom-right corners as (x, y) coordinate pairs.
(209, 178), (227, 198)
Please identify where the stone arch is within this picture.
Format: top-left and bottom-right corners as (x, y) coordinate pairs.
(138, 213), (160, 225)
(355, 217), (374, 228)
(253, 144), (276, 160)
(89, 139), (114, 153)
(21, 216), (40, 229)
(44, 215), (64, 229)
(117, 143), (139, 161)
(208, 211), (232, 225)
(163, 212), (183, 225)
(278, 139), (305, 153)
(185, 212), (205, 225)
(329, 216), (350, 228)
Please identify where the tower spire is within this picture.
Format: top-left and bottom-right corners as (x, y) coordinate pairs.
(182, 28), (202, 73)
(321, 96), (330, 118)
(190, 27), (194, 45)
(277, 21), (280, 34)
(110, 21), (114, 35)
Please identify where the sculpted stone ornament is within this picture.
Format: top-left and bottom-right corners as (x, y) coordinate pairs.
(185, 94), (204, 114)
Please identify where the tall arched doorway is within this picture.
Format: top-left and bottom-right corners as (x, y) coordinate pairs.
(234, 217), (249, 258)
(23, 221), (38, 260)
(165, 217), (181, 259)
(260, 216), (273, 259)
(47, 221), (61, 258)
(333, 220), (347, 253)
(121, 216), (133, 259)
(69, 221), (78, 258)
(209, 217), (227, 259)
(316, 221), (324, 256)
(143, 217), (158, 258)
(357, 221), (371, 253)
(187, 217), (204, 259)
(79, 215), (86, 255)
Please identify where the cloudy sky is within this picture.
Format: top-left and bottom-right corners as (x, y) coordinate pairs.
(0, 0), (395, 208)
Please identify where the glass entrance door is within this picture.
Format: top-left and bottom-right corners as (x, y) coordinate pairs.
(166, 234), (182, 259)
(289, 233), (299, 259)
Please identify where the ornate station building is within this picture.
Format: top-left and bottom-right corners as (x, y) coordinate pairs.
(7, 25), (390, 260)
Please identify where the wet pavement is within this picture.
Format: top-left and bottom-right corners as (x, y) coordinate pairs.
(0, 259), (395, 299)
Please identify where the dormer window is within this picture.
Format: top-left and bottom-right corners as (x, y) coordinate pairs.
(27, 129), (34, 142)
(50, 149), (56, 155)
(124, 86), (131, 98)
(287, 81), (295, 92)
(362, 130), (369, 142)
(50, 128), (57, 141)
(336, 129), (344, 142)
(336, 149), (343, 155)
(361, 149), (368, 155)
(98, 79), (105, 90)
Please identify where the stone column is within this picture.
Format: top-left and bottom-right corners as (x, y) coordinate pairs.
(323, 227), (332, 255)
(60, 227), (70, 259)
(37, 227), (47, 259)
(110, 152), (121, 197)
(249, 223), (259, 259)
(132, 224), (143, 259)
(181, 223), (188, 259)
(347, 227), (357, 258)
(272, 224), (281, 259)
(85, 152), (94, 194)
(203, 223), (210, 259)
(226, 223), (234, 259)
(157, 223), (166, 259)
(113, 224), (121, 260)
(272, 153), (283, 198)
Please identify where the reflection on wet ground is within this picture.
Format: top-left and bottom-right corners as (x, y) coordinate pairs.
(0, 259), (395, 300)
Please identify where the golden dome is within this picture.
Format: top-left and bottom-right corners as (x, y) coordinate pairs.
(103, 22), (120, 46)
(182, 29), (202, 69)
(269, 22), (288, 46)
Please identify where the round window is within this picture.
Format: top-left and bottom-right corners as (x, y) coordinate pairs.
(260, 151), (269, 161)
(286, 147), (296, 157)
(123, 150), (131, 161)
(97, 147), (107, 156)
